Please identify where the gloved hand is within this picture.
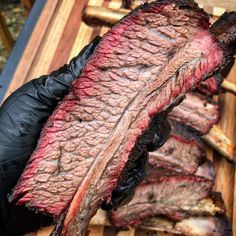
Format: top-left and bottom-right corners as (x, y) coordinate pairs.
(0, 35), (171, 235)
(0, 37), (100, 236)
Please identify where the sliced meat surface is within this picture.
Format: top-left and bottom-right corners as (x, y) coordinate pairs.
(169, 93), (220, 134)
(149, 120), (206, 174)
(109, 176), (221, 228)
(196, 74), (223, 96)
(141, 215), (231, 236)
(11, 0), (224, 235)
(195, 161), (215, 180)
(147, 158), (215, 181)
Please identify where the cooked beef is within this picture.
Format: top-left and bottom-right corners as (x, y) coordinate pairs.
(195, 161), (215, 180)
(109, 176), (225, 228)
(194, 12), (236, 97)
(169, 93), (220, 134)
(146, 120), (214, 180)
(101, 112), (171, 211)
(196, 74), (223, 96)
(211, 12), (236, 55)
(11, 0), (224, 235)
(141, 215), (231, 236)
(147, 157), (214, 181)
(149, 120), (206, 175)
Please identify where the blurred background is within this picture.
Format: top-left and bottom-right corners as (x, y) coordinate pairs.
(0, 0), (33, 72)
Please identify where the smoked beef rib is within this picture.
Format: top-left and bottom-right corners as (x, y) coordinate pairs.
(11, 0), (225, 235)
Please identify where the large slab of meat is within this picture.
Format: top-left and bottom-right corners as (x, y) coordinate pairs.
(10, 0), (225, 235)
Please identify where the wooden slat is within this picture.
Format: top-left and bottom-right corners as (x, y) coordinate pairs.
(68, 0), (103, 59)
(88, 225), (104, 236)
(3, 0), (59, 100)
(35, 227), (52, 236)
(103, 226), (117, 236)
(195, 0), (236, 11)
(234, 170), (236, 236)
(24, 0), (75, 81)
(118, 229), (135, 236)
(48, 0), (87, 71)
(214, 59), (236, 222)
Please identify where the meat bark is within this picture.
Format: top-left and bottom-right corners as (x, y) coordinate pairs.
(149, 120), (206, 175)
(196, 74), (223, 96)
(141, 215), (231, 236)
(210, 11), (236, 55)
(109, 176), (224, 228)
(169, 93), (220, 134)
(11, 0), (224, 235)
(147, 157), (215, 181)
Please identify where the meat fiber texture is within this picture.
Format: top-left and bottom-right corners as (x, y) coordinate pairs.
(210, 11), (236, 55)
(149, 120), (207, 175)
(194, 11), (236, 97)
(196, 74), (223, 96)
(141, 215), (231, 236)
(109, 176), (225, 228)
(193, 12), (236, 98)
(11, 0), (225, 235)
(169, 93), (220, 134)
(148, 153), (215, 181)
(146, 121), (215, 181)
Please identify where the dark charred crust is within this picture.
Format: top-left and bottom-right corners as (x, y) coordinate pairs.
(211, 11), (236, 29)
(170, 120), (205, 149)
(210, 11), (236, 55)
(105, 111), (171, 210)
(221, 57), (235, 78)
(122, 0), (133, 9)
(214, 215), (232, 236)
(143, 0), (208, 18)
(209, 192), (226, 213)
(196, 74), (224, 97)
(106, 0), (209, 31)
(105, 96), (185, 210)
(213, 74), (224, 91)
(50, 208), (69, 236)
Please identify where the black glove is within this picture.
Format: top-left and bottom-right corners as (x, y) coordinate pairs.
(0, 37), (100, 236)
(101, 113), (171, 211)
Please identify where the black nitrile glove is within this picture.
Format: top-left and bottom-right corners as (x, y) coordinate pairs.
(0, 37), (100, 236)
(101, 114), (171, 211)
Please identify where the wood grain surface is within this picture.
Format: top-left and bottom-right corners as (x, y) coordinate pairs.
(3, 0), (234, 235)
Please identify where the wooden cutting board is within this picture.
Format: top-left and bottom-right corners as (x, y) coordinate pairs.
(4, 0), (234, 235)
